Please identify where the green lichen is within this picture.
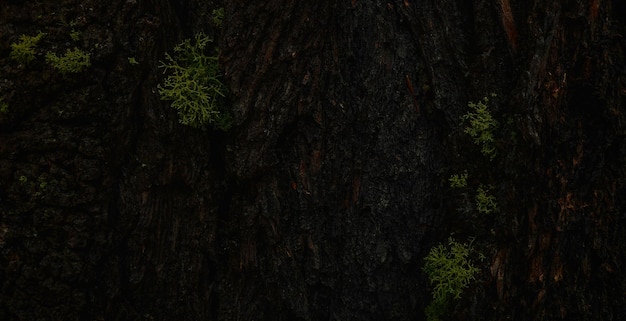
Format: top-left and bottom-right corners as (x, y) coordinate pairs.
(462, 94), (499, 160)
(449, 171), (468, 188)
(423, 238), (480, 321)
(212, 8), (224, 27)
(475, 184), (497, 214)
(45, 48), (91, 74)
(70, 29), (81, 41)
(0, 98), (8, 114)
(10, 32), (46, 64)
(158, 32), (230, 130)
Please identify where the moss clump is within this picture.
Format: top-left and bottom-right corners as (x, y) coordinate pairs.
(0, 98), (8, 114)
(462, 94), (499, 160)
(423, 238), (480, 321)
(212, 8), (224, 27)
(475, 185), (497, 214)
(70, 29), (81, 41)
(449, 171), (468, 188)
(45, 48), (91, 74)
(158, 32), (230, 130)
(10, 32), (46, 64)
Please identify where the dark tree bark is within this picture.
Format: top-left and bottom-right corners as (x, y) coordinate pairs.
(1, 0), (625, 320)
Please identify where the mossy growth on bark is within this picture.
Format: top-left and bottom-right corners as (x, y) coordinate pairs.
(158, 32), (231, 130)
(10, 32), (46, 64)
(423, 238), (480, 321)
(449, 171), (468, 188)
(0, 98), (8, 114)
(475, 184), (497, 214)
(45, 48), (91, 74)
(462, 94), (499, 160)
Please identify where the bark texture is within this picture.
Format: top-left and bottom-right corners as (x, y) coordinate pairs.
(1, 0), (625, 320)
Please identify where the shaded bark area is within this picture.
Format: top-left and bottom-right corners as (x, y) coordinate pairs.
(1, 0), (224, 320)
(219, 1), (442, 319)
(219, 0), (626, 319)
(498, 1), (626, 319)
(0, 0), (625, 321)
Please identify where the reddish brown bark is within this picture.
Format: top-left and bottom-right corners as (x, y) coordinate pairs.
(1, 0), (625, 320)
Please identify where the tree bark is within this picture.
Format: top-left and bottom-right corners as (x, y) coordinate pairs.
(1, 0), (625, 320)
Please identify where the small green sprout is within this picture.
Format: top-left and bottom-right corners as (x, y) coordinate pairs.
(10, 32), (46, 64)
(128, 57), (139, 65)
(462, 94), (499, 160)
(46, 48), (91, 74)
(475, 185), (497, 214)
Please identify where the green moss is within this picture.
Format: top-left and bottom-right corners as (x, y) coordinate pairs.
(45, 48), (91, 74)
(158, 32), (230, 130)
(462, 94), (499, 160)
(0, 98), (8, 114)
(423, 238), (480, 321)
(70, 29), (81, 41)
(10, 32), (46, 64)
(475, 185), (497, 214)
(212, 8), (224, 27)
(449, 171), (468, 188)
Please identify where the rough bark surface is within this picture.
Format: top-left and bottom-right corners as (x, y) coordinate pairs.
(1, 0), (625, 320)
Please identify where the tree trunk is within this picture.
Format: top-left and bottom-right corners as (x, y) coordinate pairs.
(1, 0), (625, 320)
